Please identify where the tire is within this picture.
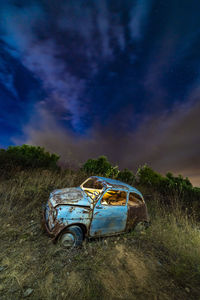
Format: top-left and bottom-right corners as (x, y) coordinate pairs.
(58, 226), (83, 248)
(134, 221), (149, 233)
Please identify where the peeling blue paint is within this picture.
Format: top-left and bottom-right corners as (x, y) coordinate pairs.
(56, 205), (91, 228)
(50, 187), (92, 207)
(90, 203), (127, 236)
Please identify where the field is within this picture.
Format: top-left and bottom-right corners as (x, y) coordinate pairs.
(0, 169), (200, 299)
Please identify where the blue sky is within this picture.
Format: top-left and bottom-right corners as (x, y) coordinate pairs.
(0, 0), (200, 185)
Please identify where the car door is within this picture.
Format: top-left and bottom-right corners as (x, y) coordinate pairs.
(89, 189), (128, 237)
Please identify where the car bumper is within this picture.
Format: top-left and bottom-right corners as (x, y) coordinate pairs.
(42, 207), (67, 242)
(42, 208), (55, 238)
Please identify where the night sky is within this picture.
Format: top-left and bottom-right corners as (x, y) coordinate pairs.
(0, 0), (200, 186)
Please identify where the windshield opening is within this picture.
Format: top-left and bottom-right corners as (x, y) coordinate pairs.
(80, 178), (104, 200)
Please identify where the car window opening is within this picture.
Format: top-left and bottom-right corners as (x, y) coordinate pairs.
(81, 178), (104, 200)
(101, 190), (127, 206)
(128, 192), (143, 206)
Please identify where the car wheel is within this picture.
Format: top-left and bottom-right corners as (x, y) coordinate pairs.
(58, 226), (83, 248)
(134, 221), (149, 233)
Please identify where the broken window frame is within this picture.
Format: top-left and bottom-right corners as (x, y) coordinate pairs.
(128, 192), (144, 206)
(80, 177), (104, 201)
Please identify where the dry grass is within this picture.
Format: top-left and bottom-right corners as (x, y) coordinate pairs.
(0, 169), (200, 299)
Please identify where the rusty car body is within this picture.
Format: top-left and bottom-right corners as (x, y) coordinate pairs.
(43, 176), (149, 247)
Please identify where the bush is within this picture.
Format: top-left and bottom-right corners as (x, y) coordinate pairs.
(136, 164), (164, 188)
(0, 144), (60, 171)
(136, 164), (200, 207)
(82, 156), (119, 178)
(116, 168), (135, 185)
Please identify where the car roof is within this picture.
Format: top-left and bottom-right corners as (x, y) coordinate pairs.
(91, 176), (143, 197)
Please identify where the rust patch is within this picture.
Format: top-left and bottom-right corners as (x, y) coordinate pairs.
(69, 206), (75, 213)
(42, 209), (64, 240)
(126, 204), (149, 231)
(53, 221), (66, 239)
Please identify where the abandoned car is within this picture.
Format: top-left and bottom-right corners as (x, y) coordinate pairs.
(43, 176), (149, 247)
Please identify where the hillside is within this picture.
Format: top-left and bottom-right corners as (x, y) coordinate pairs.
(0, 168), (200, 300)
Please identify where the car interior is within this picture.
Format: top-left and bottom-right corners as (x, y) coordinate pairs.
(101, 190), (127, 206)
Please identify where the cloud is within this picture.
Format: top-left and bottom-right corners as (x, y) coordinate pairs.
(126, 99), (200, 176)
(0, 57), (18, 98)
(19, 96), (200, 186)
(0, 3), (86, 129)
(129, 0), (153, 40)
(0, 0), (130, 130)
(95, 0), (112, 57)
(0, 0), (159, 125)
(1, 1), (200, 186)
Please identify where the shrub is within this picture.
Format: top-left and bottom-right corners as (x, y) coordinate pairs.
(0, 144), (60, 171)
(117, 168), (135, 185)
(136, 164), (164, 188)
(82, 156), (119, 178)
(136, 164), (200, 207)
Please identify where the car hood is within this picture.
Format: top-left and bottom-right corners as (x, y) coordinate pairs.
(49, 187), (91, 207)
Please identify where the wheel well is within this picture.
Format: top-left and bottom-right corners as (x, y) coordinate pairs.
(56, 223), (87, 241)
